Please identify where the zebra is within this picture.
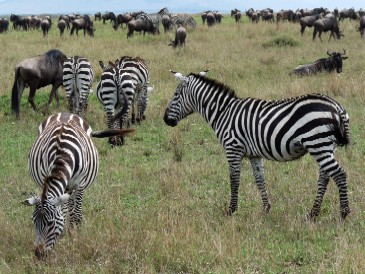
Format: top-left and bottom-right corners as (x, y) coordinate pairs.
(62, 56), (94, 117)
(23, 113), (134, 259)
(96, 67), (135, 146)
(114, 56), (151, 124)
(164, 71), (351, 220)
(99, 56), (153, 125)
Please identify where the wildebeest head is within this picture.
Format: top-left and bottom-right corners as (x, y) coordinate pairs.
(327, 49), (348, 73)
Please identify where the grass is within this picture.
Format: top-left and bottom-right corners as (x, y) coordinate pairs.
(1, 14), (365, 273)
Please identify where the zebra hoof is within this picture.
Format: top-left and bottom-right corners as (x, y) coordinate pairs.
(263, 203), (271, 214)
(341, 207), (350, 220)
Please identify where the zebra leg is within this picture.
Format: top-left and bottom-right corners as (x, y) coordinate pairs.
(250, 157), (271, 214)
(106, 112), (119, 146)
(310, 151), (350, 220)
(226, 158), (242, 215)
(309, 170), (330, 220)
(68, 189), (85, 228)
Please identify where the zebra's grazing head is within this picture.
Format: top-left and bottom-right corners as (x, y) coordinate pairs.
(23, 193), (70, 259)
(164, 70), (209, 127)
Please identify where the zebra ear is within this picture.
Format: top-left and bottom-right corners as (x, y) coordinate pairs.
(170, 70), (188, 83)
(49, 193), (70, 206)
(22, 196), (41, 206)
(199, 69), (210, 76)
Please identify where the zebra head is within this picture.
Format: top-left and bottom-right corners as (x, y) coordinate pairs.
(23, 193), (70, 259)
(164, 70), (195, 127)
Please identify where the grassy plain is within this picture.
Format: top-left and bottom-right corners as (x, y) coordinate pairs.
(1, 14), (365, 273)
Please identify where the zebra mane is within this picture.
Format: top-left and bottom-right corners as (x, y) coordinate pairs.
(189, 73), (238, 99)
(41, 177), (50, 204)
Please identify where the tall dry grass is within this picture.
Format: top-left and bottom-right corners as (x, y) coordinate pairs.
(1, 15), (365, 273)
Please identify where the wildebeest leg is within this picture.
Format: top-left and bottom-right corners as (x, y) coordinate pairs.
(318, 31), (323, 43)
(300, 25), (305, 35)
(27, 80), (39, 112)
(45, 82), (62, 113)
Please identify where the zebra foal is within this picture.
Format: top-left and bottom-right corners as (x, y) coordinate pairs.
(23, 113), (134, 259)
(164, 71), (351, 220)
(62, 56), (94, 116)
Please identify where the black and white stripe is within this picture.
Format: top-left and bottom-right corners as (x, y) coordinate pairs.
(164, 72), (351, 220)
(62, 56), (94, 116)
(114, 56), (151, 124)
(24, 113), (133, 259)
(96, 67), (135, 145)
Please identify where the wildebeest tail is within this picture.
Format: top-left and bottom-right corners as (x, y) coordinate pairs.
(91, 128), (135, 138)
(11, 67), (21, 118)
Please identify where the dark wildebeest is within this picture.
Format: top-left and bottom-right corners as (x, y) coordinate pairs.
(40, 18), (51, 37)
(289, 49), (348, 76)
(234, 12), (242, 23)
(57, 19), (66, 36)
(0, 18), (9, 33)
(162, 14), (172, 32)
(357, 15), (365, 37)
(339, 8), (358, 21)
(95, 12), (101, 21)
(70, 15), (95, 37)
(127, 16), (159, 38)
(10, 14), (29, 30)
(276, 9), (295, 22)
(113, 13), (133, 30)
(313, 17), (342, 42)
(206, 12), (216, 26)
(58, 15), (70, 29)
(231, 8), (240, 17)
(11, 49), (67, 118)
(102, 12), (116, 24)
(300, 14), (322, 35)
(168, 25), (186, 48)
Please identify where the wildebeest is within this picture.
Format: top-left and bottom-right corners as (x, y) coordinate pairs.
(162, 14), (172, 32)
(102, 12), (116, 24)
(0, 18), (9, 33)
(40, 18), (51, 37)
(57, 19), (66, 36)
(357, 15), (365, 37)
(339, 8), (358, 21)
(313, 17), (342, 42)
(289, 49), (348, 76)
(70, 15), (95, 37)
(94, 12), (101, 21)
(276, 9), (295, 22)
(206, 12), (216, 26)
(127, 15), (159, 38)
(299, 14), (322, 35)
(231, 8), (240, 17)
(58, 15), (70, 29)
(113, 13), (133, 30)
(234, 12), (242, 23)
(10, 14), (29, 30)
(11, 49), (67, 118)
(168, 25), (186, 48)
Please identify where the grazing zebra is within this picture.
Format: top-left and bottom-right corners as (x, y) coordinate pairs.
(62, 56), (94, 116)
(23, 113), (134, 259)
(164, 71), (351, 220)
(96, 67), (135, 146)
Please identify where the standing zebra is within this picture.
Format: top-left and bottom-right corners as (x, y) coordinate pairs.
(164, 71), (351, 220)
(62, 56), (94, 117)
(23, 113), (134, 259)
(114, 56), (151, 124)
(96, 67), (135, 146)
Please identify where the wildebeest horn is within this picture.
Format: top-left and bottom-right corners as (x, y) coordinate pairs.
(327, 50), (334, 56)
(341, 48), (346, 55)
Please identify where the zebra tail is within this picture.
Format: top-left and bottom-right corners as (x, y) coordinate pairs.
(113, 89), (129, 122)
(91, 128), (135, 138)
(11, 67), (21, 118)
(332, 110), (351, 146)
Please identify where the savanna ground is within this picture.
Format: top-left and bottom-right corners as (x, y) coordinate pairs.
(1, 14), (365, 273)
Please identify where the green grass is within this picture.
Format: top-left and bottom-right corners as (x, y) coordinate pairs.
(1, 14), (365, 273)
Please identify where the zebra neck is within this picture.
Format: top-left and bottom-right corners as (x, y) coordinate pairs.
(42, 174), (69, 200)
(195, 87), (235, 130)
